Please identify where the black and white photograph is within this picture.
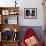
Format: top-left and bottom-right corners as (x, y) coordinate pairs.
(24, 8), (37, 19)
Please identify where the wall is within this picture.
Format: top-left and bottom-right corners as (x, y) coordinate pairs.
(0, 0), (44, 26)
(19, 0), (44, 26)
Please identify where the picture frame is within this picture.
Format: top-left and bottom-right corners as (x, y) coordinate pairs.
(2, 10), (9, 15)
(24, 8), (37, 19)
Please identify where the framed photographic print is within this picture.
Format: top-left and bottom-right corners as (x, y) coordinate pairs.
(2, 10), (9, 15)
(24, 8), (37, 19)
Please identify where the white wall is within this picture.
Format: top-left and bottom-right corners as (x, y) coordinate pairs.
(19, 0), (44, 26)
(0, 0), (44, 26)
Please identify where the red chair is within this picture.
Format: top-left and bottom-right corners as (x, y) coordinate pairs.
(21, 28), (41, 46)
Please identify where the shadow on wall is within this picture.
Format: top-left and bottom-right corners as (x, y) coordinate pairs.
(18, 26), (43, 44)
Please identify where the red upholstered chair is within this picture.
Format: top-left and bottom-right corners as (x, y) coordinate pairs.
(21, 28), (41, 46)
